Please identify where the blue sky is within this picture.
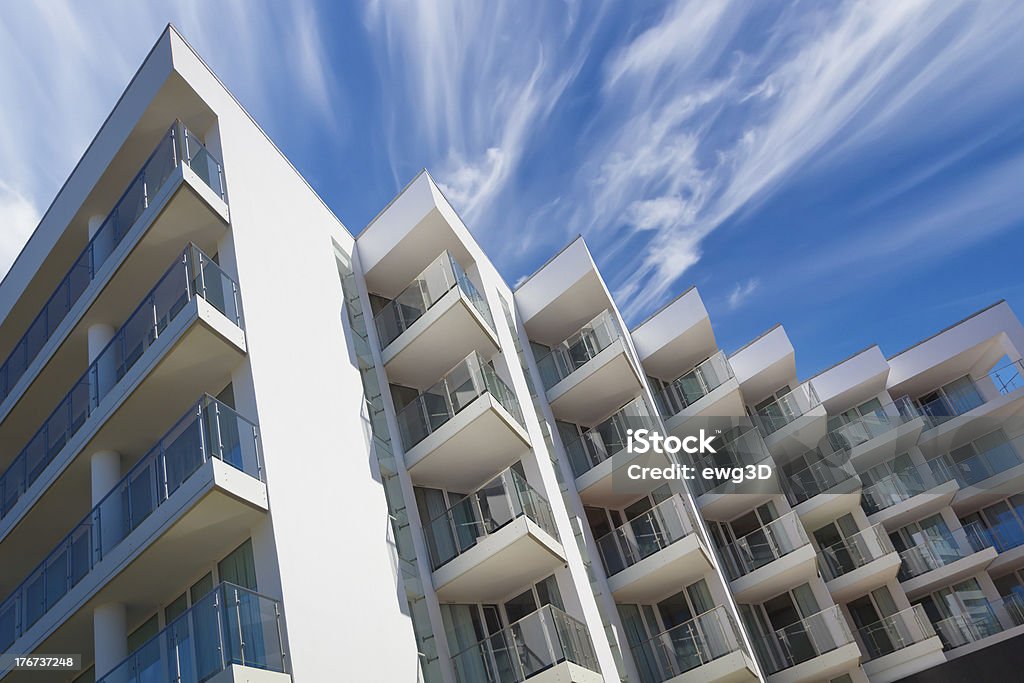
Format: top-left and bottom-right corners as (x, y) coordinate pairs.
(1, 1), (1023, 378)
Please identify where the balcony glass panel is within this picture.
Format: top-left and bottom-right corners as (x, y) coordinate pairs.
(374, 251), (493, 349)
(861, 461), (954, 515)
(422, 467), (557, 571)
(926, 434), (1024, 489)
(631, 606), (746, 683)
(95, 582), (284, 683)
(0, 245), (241, 523)
(653, 352), (733, 419)
(563, 398), (653, 478)
(0, 397), (260, 652)
(596, 496), (700, 576)
(997, 593), (1024, 626)
(826, 398), (920, 452)
(919, 360), (1024, 427)
(451, 605), (598, 683)
(759, 605), (855, 674)
(818, 524), (895, 581)
(395, 352), (523, 451)
(783, 454), (857, 506)
(857, 605), (935, 660)
(753, 382), (821, 436)
(536, 310), (621, 390)
(897, 524), (993, 581)
(931, 609), (1003, 650)
(0, 122), (224, 408)
(719, 511), (809, 581)
(690, 427), (772, 496)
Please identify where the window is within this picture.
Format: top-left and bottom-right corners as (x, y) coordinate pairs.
(218, 539), (257, 590)
(165, 592), (188, 624)
(190, 572), (214, 604)
(127, 614), (159, 652)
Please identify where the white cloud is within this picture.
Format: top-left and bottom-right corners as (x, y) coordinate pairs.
(0, 182), (40, 278)
(727, 278), (760, 310)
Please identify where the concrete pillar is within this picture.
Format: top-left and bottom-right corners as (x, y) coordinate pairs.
(93, 602), (128, 678)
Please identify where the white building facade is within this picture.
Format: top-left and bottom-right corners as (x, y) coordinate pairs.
(1, 25), (1023, 683)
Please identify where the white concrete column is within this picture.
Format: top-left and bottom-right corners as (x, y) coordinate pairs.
(93, 602), (128, 678)
(90, 450), (121, 507)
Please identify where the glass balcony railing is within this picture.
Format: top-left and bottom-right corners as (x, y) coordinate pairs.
(96, 582), (285, 683)
(825, 397), (921, 453)
(918, 360), (1024, 428)
(0, 121), (224, 408)
(563, 398), (654, 478)
(753, 382), (821, 436)
(536, 310), (622, 390)
(0, 396), (260, 652)
(596, 495), (700, 576)
(395, 352), (523, 451)
(689, 426), (773, 496)
(450, 605), (599, 683)
(374, 251), (493, 349)
(0, 244), (241, 522)
(782, 454), (858, 506)
(997, 593), (1024, 626)
(422, 467), (557, 571)
(631, 606), (748, 683)
(861, 460), (955, 515)
(926, 435), (1024, 489)
(931, 609), (1002, 650)
(897, 523), (993, 581)
(653, 351), (733, 419)
(857, 605), (935, 660)
(818, 524), (895, 581)
(758, 605), (855, 674)
(718, 511), (809, 581)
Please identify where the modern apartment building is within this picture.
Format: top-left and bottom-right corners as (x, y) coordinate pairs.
(1, 23), (1023, 683)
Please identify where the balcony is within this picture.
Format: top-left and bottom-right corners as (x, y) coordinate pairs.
(630, 606), (757, 683)
(0, 122), (228, 426)
(93, 583), (288, 683)
(825, 398), (926, 471)
(566, 398), (660, 507)
(858, 605), (944, 683)
(595, 496), (711, 602)
(450, 605), (602, 683)
(818, 525), (902, 602)
(0, 397), (267, 662)
(782, 454), (860, 529)
(655, 352), (744, 434)
(374, 251), (498, 387)
(756, 606), (860, 683)
(861, 460), (958, 530)
(691, 427), (777, 520)
(917, 359), (1024, 441)
(719, 512), (817, 603)
(754, 382), (827, 457)
(0, 245), (245, 543)
(898, 524), (997, 599)
(931, 609), (1004, 651)
(927, 434), (1024, 513)
(396, 352), (529, 490)
(423, 467), (564, 601)
(536, 311), (642, 424)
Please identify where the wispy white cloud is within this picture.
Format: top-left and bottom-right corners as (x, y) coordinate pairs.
(727, 278), (760, 310)
(0, 182), (40, 277)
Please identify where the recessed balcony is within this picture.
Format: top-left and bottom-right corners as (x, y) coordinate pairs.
(898, 523), (997, 599)
(927, 434), (1024, 513)
(566, 398), (661, 508)
(719, 511), (817, 603)
(655, 352), (745, 434)
(825, 398), (926, 471)
(629, 606), (757, 683)
(0, 245), (245, 548)
(754, 382), (827, 458)
(916, 359), (1024, 445)
(450, 605), (602, 683)
(818, 524), (902, 602)
(536, 310), (642, 424)
(395, 352), (530, 490)
(0, 398), (267, 662)
(374, 251), (498, 387)
(782, 454), (861, 529)
(596, 496), (711, 602)
(422, 467), (564, 602)
(692, 427), (777, 520)
(930, 608), (1004, 651)
(858, 605), (944, 683)
(862, 460), (958, 530)
(756, 606), (861, 683)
